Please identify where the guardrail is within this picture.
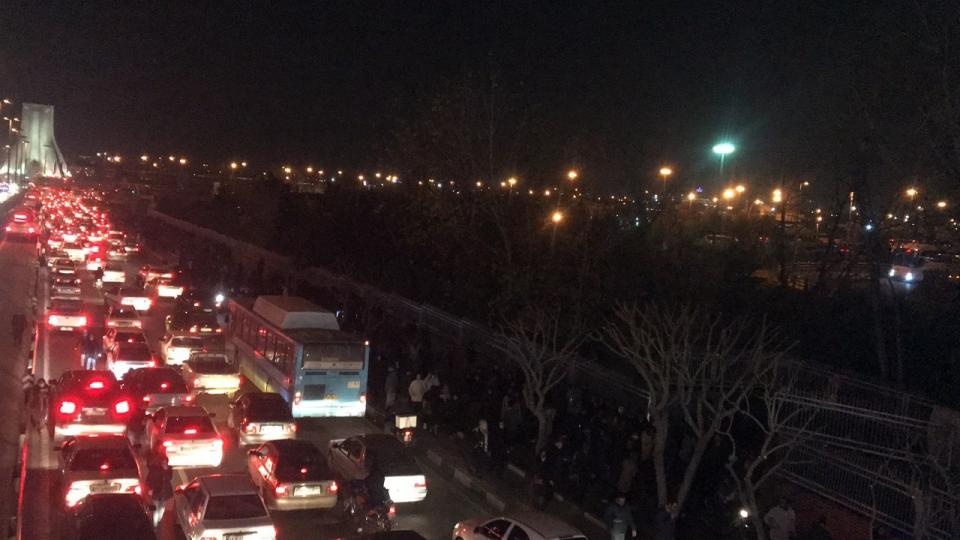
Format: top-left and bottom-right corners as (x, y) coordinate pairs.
(145, 208), (959, 538)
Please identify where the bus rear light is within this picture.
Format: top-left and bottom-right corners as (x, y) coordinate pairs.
(288, 423), (297, 433)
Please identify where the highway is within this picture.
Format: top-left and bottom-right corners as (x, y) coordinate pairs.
(13, 222), (489, 540)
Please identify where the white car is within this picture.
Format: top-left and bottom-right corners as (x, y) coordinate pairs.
(146, 406), (223, 468)
(149, 277), (185, 300)
(327, 434), (427, 503)
(58, 435), (143, 508)
(63, 242), (86, 262)
(105, 306), (143, 330)
(160, 335), (207, 367)
(102, 264), (126, 284)
(453, 513), (587, 540)
(183, 353), (240, 395)
(51, 276), (82, 297)
(173, 475), (275, 540)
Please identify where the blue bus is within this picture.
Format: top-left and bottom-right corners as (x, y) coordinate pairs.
(228, 295), (369, 418)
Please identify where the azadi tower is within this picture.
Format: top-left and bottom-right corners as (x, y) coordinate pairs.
(2, 103), (70, 178)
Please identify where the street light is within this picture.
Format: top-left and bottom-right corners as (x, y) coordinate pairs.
(178, 158), (187, 165)
(735, 184), (745, 194)
(229, 162), (238, 170)
(713, 142), (736, 183)
(687, 192), (696, 210)
(658, 166), (673, 197)
(772, 189), (783, 203)
(551, 210), (564, 224)
(306, 166), (314, 173)
(168, 155), (175, 162)
(906, 188), (918, 198)
(283, 166), (292, 174)
(567, 170), (578, 181)
(722, 188), (736, 200)
(140, 154), (149, 162)
(937, 200), (947, 209)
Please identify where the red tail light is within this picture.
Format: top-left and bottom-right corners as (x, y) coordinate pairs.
(360, 393), (367, 404)
(142, 396), (151, 402)
(388, 505), (397, 517)
(4, 226), (10, 232)
(131, 484), (142, 495)
(328, 481), (338, 493)
(28, 227), (35, 233)
(274, 485), (288, 497)
(289, 423), (298, 433)
(59, 400), (78, 415)
(215, 327), (222, 333)
(183, 428), (198, 435)
(149, 359), (157, 368)
(414, 480), (427, 489)
(114, 400), (131, 415)
(106, 320), (117, 327)
(88, 380), (105, 390)
(47, 314), (57, 325)
(78, 316), (88, 327)
(184, 394), (194, 402)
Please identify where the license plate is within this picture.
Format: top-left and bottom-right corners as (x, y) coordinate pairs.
(225, 533), (253, 540)
(90, 483), (120, 493)
(261, 425), (282, 435)
(324, 394), (337, 400)
(347, 381), (360, 389)
(84, 408), (107, 416)
(295, 486), (323, 497)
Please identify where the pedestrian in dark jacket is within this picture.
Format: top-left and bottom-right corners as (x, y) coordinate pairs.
(604, 495), (638, 540)
(656, 502), (679, 540)
(147, 454), (173, 526)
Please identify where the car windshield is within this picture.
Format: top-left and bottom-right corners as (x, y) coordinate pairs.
(51, 299), (83, 311)
(166, 416), (215, 434)
(203, 494), (267, 520)
(116, 346), (151, 362)
(248, 398), (292, 420)
(71, 448), (137, 471)
(116, 332), (146, 344)
(142, 373), (188, 393)
(172, 337), (205, 348)
(190, 356), (234, 373)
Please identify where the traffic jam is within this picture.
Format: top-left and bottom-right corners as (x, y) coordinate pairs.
(10, 187), (463, 540)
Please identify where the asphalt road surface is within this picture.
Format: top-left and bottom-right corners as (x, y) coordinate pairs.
(16, 243), (488, 540)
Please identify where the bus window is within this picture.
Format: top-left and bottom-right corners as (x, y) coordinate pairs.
(302, 343), (364, 371)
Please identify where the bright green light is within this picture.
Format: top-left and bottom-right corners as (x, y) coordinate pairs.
(713, 142), (736, 155)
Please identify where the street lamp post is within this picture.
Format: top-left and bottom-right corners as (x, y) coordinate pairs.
(658, 167), (673, 202)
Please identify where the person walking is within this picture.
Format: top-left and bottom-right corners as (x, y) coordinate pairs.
(384, 364), (399, 412)
(11, 313), (26, 345)
(22, 369), (35, 406)
(764, 498), (797, 540)
(604, 495), (638, 540)
(81, 331), (100, 370)
(34, 378), (50, 432)
(146, 453), (173, 526)
(655, 502), (679, 540)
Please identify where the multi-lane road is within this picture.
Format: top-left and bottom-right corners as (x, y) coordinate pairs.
(9, 225), (490, 540)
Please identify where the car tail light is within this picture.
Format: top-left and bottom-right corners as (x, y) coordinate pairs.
(129, 484), (142, 495)
(328, 481), (338, 493)
(160, 382), (169, 390)
(149, 359), (157, 368)
(106, 320), (117, 327)
(28, 227), (35, 233)
(59, 400), (78, 415)
(4, 226), (10, 232)
(133, 320), (142, 328)
(388, 504), (397, 517)
(78, 316), (88, 327)
(294, 391), (302, 405)
(184, 428), (198, 435)
(47, 315), (58, 325)
(243, 422), (256, 434)
(215, 327), (222, 333)
(184, 394), (194, 402)
(289, 423), (297, 433)
(414, 480), (427, 489)
(142, 396), (151, 402)
(213, 438), (224, 450)
(274, 485), (288, 497)
(189, 325), (198, 333)
(114, 400), (131, 415)
(194, 379), (202, 387)
(161, 440), (175, 452)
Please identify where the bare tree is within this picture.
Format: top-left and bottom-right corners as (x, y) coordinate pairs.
(493, 307), (584, 453)
(720, 361), (817, 540)
(600, 303), (789, 511)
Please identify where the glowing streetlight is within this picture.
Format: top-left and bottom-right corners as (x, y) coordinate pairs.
(567, 170), (578, 181)
(544, 189), (552, 197)
(229, 162), (238, 170)
(241, 161), (247, 167)
(178, 158), (187, 165)
(551, 210), (564, 224)
(906, 188), (918, 198)
(772, 189), (783, 203)
(754, 199), (764, 206)
(306, 166), (314, 173)
(735, 184), (745, 194)
(507, 177), (517, 187)
(937, 200), (947, 209)
(659, 167), (673, 177)
(113, 155), (122, 163)
(722, 188), (736, 200)
(282, 166), (292, 174)
(713, 142), (736, 155)
(140, 154), (149, 162)
(687, 192), (696, 210)
(168, 155), (175, 162)
(476, 181), (483, 188)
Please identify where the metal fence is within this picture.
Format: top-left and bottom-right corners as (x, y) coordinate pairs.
(148, 209), (959, 538)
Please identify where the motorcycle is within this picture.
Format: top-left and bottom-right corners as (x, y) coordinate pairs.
(394, 411), (417, 447)
(341, 484), (395, 534)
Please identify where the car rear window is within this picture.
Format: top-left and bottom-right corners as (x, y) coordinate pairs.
(276, 447), (331, 480)
(116, 332), (146, 344)
(116, 346), (151, 362)
(248, 399), (292, 420)
(113, 309), (138, 319)
(166, 416), (215, 434)
(71, 448), (136, 471)
(190, 356), (234, 373)
(172, 337), (205, 348)
(51, 299), (83, 311)
(203, 494), (267, 520)
(142, 374), (188, 393)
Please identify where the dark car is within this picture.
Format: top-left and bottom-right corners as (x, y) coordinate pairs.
(60, 493), (156, 540)
(164, 309), (221, 335)
(48, 370), (132, 444)
(246, 439), (339, 510)
(228, 392), (296, 445)
(121, 367), (194, 417)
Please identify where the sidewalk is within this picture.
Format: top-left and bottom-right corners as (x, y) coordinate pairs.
(367, 408), (612, 539)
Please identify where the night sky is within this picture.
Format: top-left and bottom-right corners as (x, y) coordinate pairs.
(0, 2), (905, 190)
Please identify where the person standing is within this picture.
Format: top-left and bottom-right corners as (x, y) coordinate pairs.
(146, 454), (173, 526)
(408, 371), (427, 413)
(656, 502), (679, 540)
(764, 498), (797, 540)
(604, 495), (638, 540)
(384, 364), (399, 412)
(21, 369), (35, 406)
(34, 378), (49, 432)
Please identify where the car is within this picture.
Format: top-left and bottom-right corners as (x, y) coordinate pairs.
(146, 406), (223, 468)
(228, 393), (297, 445)
(104, 286), (152, 312)
(58, 435), (143, 508)
(183, 352), (241, 395)
(63, 241), (87, 262)
(176, 287), (225, 312)
(85, 252), (106, 272)
(148, 276), (185, 300)
(47, 298), (89, 332)
(48, 370), (132, 443)
(121, 367), (195, 416)
(51, 275), (83, 297)
(452, 514), (587, 540)
(60, 493), (157, 540)
(165, 309), (221, 335)
(137, 264), (176, 285)
(105, 305), (143, 330)
(52, 259), (79, 277)
(46, 234), (64, 251)
(123, 238), (141, 253)
(102, 263), (126, 284)
(46, 249), (71, 268)
(327, 434), (427, 503)
(246, 440), (339, 511)
(106, 245), (127, 260)
(159, 334), (208, 367)
(102, 328), (147, 355)
(106, 230), (125, 247)
(106, 342), (157, 379)
(172, 474), (275, 540)
(5, 208), (39, 236)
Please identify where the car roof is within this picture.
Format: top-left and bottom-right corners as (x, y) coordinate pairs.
(197, 474), (258, 496)
(503, 513), (585, 538)
(159, 406), (209, 417)
(69, 435), (132, 449)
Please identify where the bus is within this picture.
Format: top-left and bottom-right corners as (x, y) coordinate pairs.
(228, 295), (369, 418)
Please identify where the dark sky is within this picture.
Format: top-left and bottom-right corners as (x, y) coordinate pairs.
(0, 1), (883, 190)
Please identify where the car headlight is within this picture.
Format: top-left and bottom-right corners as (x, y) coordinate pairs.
(905, 272), (914, 282)
(888, 268), (896, 277)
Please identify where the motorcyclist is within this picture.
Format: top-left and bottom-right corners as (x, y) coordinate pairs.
(363, 460), (389, 509)
(93, 266), (104, 288)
